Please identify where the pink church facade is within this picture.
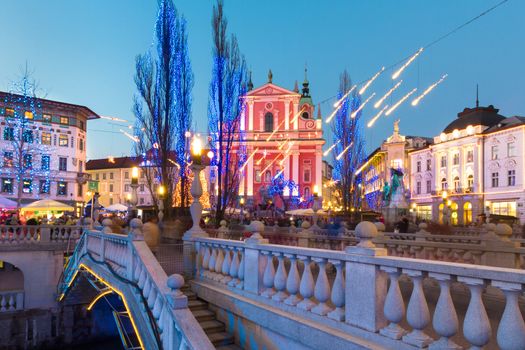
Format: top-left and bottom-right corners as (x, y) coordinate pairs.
(235, 71), (325, 208)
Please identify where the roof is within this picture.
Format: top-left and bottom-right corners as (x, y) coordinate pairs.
(86, 156), (139, 170)
(443, 105), (505, 133)
(482, 115), (525, 134)
(0, 91), (100, 120)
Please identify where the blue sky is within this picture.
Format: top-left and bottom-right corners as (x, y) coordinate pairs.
(1, 0), (523, 160)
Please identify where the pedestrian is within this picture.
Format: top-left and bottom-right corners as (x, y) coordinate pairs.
(143, 216), (160, 254)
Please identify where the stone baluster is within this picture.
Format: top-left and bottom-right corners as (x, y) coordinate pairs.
(272, 252), (288, 302)
(237, 249), (245, 289)
(227, 248), (240, 287)
(261, 252), (276, 298)
(492, 281), (525, 350)
(311, 258), (332, 315)
(201, 245), (211, 278)
(379, 267), (407, 340)
(0, 295), (6, 311)
(208, 245), (217, 279)
(297, 256), (316, 311)
(220, 246), (232, 284)
(327, 260), (345, 321)
(457, 277), (491, 349)
(428, 273), (460, 349)
(15, 292), (23, 310)
(284, 254), (301, 306)
(213, 245), (225, 281)
(402, 269), (433, 348)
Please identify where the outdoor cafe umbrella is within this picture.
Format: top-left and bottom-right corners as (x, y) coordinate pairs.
(20, 199), (74, 213)
(285, 208), (330, 217)
(0, 196), (17, 209)
(104, 203), (128, 212)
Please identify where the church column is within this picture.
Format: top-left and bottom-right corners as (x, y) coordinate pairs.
(248, 100), (254, 131)
(283, 155), (291, 196)
(292, 152), (299, 196)
(247, 148), (254, 197)
(315, 149), (322, 199)
(293, 102), (299, 130)
(284, 100), (290, 131)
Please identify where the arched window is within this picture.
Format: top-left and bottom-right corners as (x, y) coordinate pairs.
(467, 174), (474, 191)
(464, 202), (472, 225)
(441, 178), (447, 190)
(453, 176), (460, 192)
(302, 111), (309, 119)
(439, 203), (444, 224)
(304, 187), (310, 199)
(264, 112), (274, 132)
(264, 170), (271, 183)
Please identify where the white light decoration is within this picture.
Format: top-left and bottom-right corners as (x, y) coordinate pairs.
(452, 129), (460, 139)
(440, 133), (447, 142)
(466, 125), (474, 135)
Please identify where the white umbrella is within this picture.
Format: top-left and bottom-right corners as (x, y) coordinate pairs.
(285, 208), (329, 217)
(0, 196), (17, 209)
(20, 199), (74, 213)
(104, 203), (129, 212)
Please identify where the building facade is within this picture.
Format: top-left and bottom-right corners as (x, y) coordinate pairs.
(410, 104), (525, 225)
(232, 71), (325, 209)
(361, 120), (432, 211)
(0, 91), (98, 211)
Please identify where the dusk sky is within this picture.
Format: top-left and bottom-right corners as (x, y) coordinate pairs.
(1, 0), (523, 160)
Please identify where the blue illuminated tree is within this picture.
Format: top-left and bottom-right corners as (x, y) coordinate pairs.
(331, 70), (365, 213)
(208, 0), (248, 223)
(267, 172), (298, 212)
(133, 0), (194, 218)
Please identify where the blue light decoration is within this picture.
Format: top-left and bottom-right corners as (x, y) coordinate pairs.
(331, 71), (366, 213)
(267, 171), (299, 211)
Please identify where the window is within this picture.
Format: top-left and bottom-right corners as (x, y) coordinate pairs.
(467, 150), (474, 163)
(467, 174), (474, 190)
(464, 202), (473, 225)
(304, 187), (310, 198)
(58, 134), (68, 147)
(440, 155), (446, 168)
(95, 174), (99, 181)
(124, 171), (129, 179)
(70, 136), (74, 148)
(426, 180), (431, 193)
(59, 157), (67, 171)
(140, 198), (145, 205)
(24, 111), (33, 120)
(491, 201), (517, 217)
(491, 172), (499, 188)
(38, 180), (49, 194)
(441, 178), (447, 190)
(264, 112), (274, 132)
(5, 108), (14, 117)
(3, 152), (13, 167)
(109, 184), (114, 192)
(426, 159), (431, 171)
(491, 145), (498, 160)
(508, 170), (516, 186)
(453, 176), (460, 192)
(264, 170), (271, 182)
(79, 139), (84, 151)
(42, 114), (52, 123)
(78, 183), (83, 197)
(453, 153), (459, 165)
(255, 170), (261, 183)
(416, 161), (421, 172)
(109, 172), (114, 180)
(3, 127), (14, 141)
(102, 173), (106, 180)
(60, 116), (69, 125)
(79, 121), (85, 130)
(41, 155), (50, 170)
(22, 179), (32, 194)
(41, 132), (51, 145)
(303, 168), (311, 183)
(23, 154), (32, 169)
(79, 160), (83, 172)
(109, 198), (114, 205)
(124, 184), (130, 192)
(1, 178), (12, 193)
(57, 181), (67, 196)
(23, 130), (33, 143)
(416, 205), (432, 221)
(507, 142), (516, 157)
(416, 181), (421, 195)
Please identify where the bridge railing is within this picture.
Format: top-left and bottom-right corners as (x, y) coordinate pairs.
(189, 221), (525, 350)
(0, 224), (82, 245)
(0, 290), (24, 312)
(61, 219), (214, 350)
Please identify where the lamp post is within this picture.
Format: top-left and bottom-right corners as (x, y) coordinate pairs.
(158, 184), (166, 224)
(240, 197), (245, 224)
(312, 184), (320, 229)
(184, 137), (207, 238)
(130, 166), (139, 219)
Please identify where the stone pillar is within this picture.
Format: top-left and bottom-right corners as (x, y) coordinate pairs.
(283, 155), (290, 196)
(292, 152), (299, 195)
(248, 100), (254, 131)
(293, 102), (299, 130)
(315, 150), (322, 200)
(284, 99), (290, 130)
(243, 221), (268, 295)
(247, 148), (254, 197)
(345, 221), (388, 332)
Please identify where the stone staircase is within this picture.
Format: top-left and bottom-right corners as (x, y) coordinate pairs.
(182, 286), (242, 350)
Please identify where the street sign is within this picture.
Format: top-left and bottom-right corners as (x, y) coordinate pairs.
(88, 181), (99, 192)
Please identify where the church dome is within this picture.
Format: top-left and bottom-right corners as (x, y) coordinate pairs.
(443, 105), (505, 133)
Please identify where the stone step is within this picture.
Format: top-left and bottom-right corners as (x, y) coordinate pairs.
(216, 345), (243, 350)
(208, 331), (234, 347)
(188, 299), (208, 311)
(192, 309), (216, 322)
(199, 320), (225, 334)
(185, 291), (197, 300)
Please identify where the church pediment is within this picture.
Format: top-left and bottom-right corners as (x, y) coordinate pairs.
(247, 83), (300, 98)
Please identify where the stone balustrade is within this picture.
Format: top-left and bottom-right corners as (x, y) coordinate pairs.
(0, 290), (24, 312)
(60, 219), (214, 350)
(190, 221), (525, 350)
(0, 224), (83, 246)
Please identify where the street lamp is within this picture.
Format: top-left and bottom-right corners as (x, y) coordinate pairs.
(130, 166), (139, 219)
(158, 184), (166, 224)
(184, 137), (206, 238)
(240, 197), (245, 224)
